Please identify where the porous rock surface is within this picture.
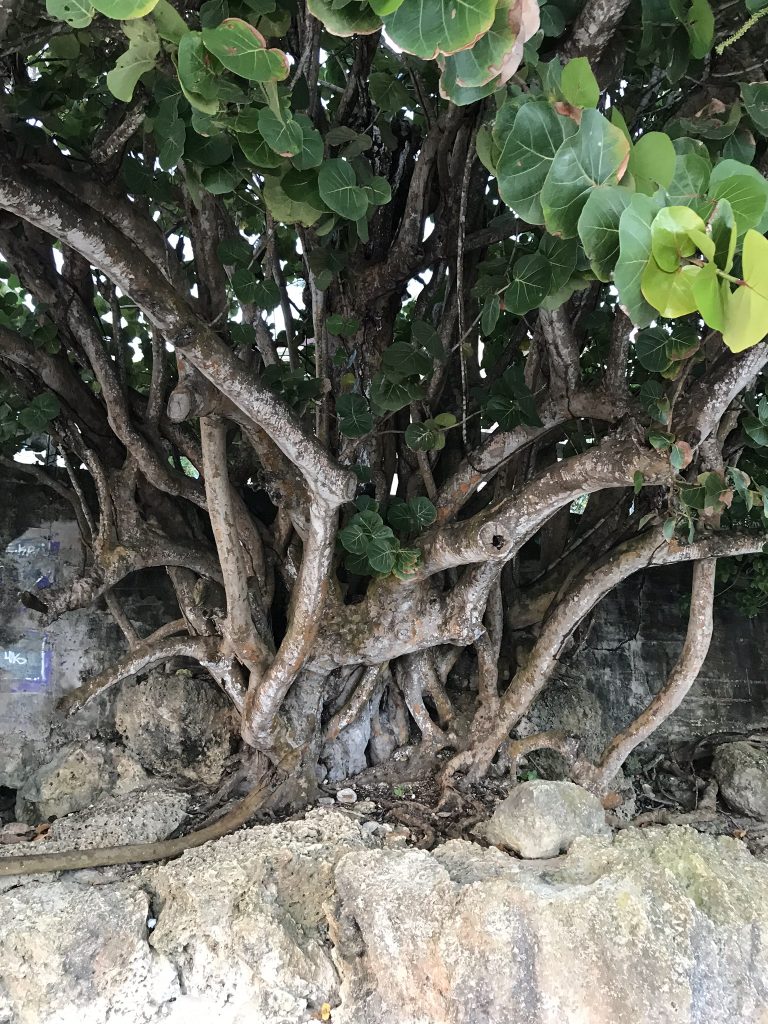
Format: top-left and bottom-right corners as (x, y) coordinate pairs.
(114, 669), (238, 787)
(482, 779), (610, 857)
(14, 739), (150, 822)
(1, 813), (767, 1023)
(712, 740), (768, 819)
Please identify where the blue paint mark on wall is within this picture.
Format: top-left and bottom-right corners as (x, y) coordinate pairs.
(0, 632), (52, 694)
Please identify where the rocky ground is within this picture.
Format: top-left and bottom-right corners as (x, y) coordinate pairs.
(3, 667), (768, 1021)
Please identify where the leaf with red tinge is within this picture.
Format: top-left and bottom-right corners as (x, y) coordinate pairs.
(202, 19), (289, 82)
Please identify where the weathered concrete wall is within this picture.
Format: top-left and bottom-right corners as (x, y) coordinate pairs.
(525, 564), (768, 758)
(0, 481), (169, 788)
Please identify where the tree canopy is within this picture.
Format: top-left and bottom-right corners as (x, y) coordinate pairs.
(2, 0), (768, 810)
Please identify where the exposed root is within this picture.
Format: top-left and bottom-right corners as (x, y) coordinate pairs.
(0, 767), (279, 878)
(500, 730), (580, 782)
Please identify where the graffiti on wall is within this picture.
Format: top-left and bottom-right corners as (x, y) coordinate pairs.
(0, 632), (52, 693)
(0, 529), (60, 696)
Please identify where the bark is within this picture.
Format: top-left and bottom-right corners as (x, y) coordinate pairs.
(575, 559), (717, 794)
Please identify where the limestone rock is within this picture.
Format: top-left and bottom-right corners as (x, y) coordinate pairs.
(483, 779), (609, 858)
(333, 826), (768, 1023)
(146, 811), (373, 1022)
(14, 740), (149, 822)
(114, 668), (238, 787)
(712, 741), (768, 819)
(0, 880), (178, 1023)
(3, 818), (768, 1022)
(46, 786), (189, 850)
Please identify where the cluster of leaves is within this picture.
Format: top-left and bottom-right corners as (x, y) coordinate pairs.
(337, 494), (436, 578)
(306, 0), (545, 105)
(643, 397), (768, 542)
(484, 52), (768, 353)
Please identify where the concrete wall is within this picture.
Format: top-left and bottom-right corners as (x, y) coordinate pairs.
(525, 563), (768, 758)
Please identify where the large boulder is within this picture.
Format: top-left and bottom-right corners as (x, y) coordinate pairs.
(483, 779), (609, 858)
(14, 739), (149, 822)
(712, 741), (768, 819)
(2, 815), (768, 1023)
(114, 668), (238, 787)
(333, 826), (768, 1024)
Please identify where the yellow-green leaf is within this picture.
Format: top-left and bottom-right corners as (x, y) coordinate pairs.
(641, 258), (699, 317)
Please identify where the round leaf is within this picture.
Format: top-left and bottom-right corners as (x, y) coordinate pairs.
(541, 109), (631, 238)
(504, 253), (550, 314)
(560, 57), (600, 109)
(496, 101), (577, 224)
(318, 159), (369, 222)
(383, 0), (497, 59)
(202, 19), (289, 82)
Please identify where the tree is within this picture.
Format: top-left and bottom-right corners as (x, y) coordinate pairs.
(2, 0), (768, 831)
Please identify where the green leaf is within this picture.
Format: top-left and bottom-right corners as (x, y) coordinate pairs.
(257, 108), (303, 157)
(504, 253), (551, 314)
(538, 234), (579, 293)
(91, 0), (159, 17)
(262, 175), (323, 226)
(723, 228), (768, 352)
(665, 152), (710, 213)
(723, 128), (756, 164)
(648, 429), (674, 451)
(641, 258), (699, 318)
(151, 0), (187, 41)
(339, 510), (395, 555)
(383, 0), (496, 59)
(650, 205), (706, 272)
(691, 261), (728, 332)
(496, 101), (577, 224)
(404, 421), (443, 451)
(614, 193), (665, 327)
(662, 517), (677, 541)
(239, 132), (284, 169)
(482, 294), (500, 335)
(441, 0), (529, 90)
(673, 0), (713, 58)
(627, 132), (676, 189)
(336, 394), (373, 437)
(46, 0), (94, 28)
(561, 57), (600, 108)
(291, 115), (324, 170)
(670, 442), (688, 470)
(708, 159), (768, 235)
(369, 72), (412, 112)
(370, 372), (423, 411)
(410, 496), (437, 529)
(367, 538), (397, 575)
(709, 197), (737, 272)
(744, 413), (768, 447)
(382, 341), (432, 376)
(177, 31), (219, 112)
(741, 82), (768, 137)
(202, 19), (289, 82)
(577, 186), (632, 282)
(318, 159), (369, 221)
(306, 0), (381, 36)
(411, 320), (443, 360)
(282, 167), (325, 211)
(218, 235), (253, 266)
(641, 381), (671, 424)
(634, 470), (645, 494)
(635, 327), (673, 373)
(106, 22), (159, 102)
(201, 163), (244, 194)
(541, 109), (631, 238)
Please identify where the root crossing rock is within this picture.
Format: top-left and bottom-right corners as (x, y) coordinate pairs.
(1, 813), (768, 1022)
